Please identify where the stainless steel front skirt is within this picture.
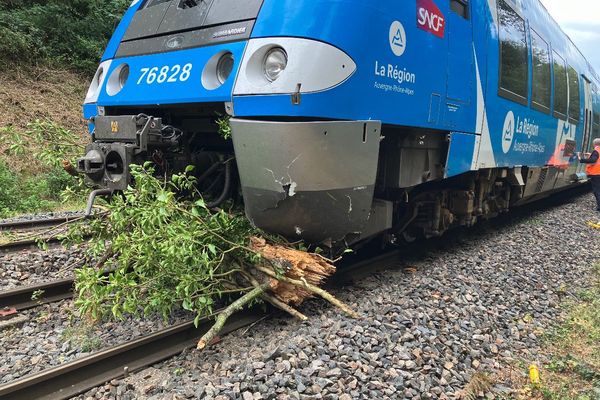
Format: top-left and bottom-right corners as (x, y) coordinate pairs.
(231, 119), (382, 244)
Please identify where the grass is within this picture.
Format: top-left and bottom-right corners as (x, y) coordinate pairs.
(0, 66), (88, 218)
(61, 324), (103, 353)
(505, 264), (600, 399)
(459, 372), (494, 399)
(0, 160), (82, 219)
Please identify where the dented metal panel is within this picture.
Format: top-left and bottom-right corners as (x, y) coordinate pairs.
(231, 119), (382, 243)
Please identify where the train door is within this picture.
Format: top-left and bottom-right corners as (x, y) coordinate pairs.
(445, 0), (474, 128)
(577, 77), (594, 178)
(582, 77), (594, 152)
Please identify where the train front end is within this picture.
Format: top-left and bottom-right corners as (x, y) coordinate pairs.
(79, 0), (264, 194)
(78, 0), (432, 246)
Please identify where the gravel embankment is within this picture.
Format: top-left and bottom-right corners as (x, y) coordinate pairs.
(73, 193), (600, 400)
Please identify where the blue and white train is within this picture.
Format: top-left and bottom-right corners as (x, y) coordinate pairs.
(78, 0), (600, 247)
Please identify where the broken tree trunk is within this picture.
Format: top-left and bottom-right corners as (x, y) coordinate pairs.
(197, 237), (358, 350)
(255, 265), (359, 319)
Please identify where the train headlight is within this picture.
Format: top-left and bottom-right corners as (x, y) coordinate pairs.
(216, 52), (234, 84)
(118, 65), (130, 89)
(234, 38), (356, 95)
(263, 47), (287, 82)
(202, 51), (235, 90)
(106, 63), (130, 96)
(84, 60), (112, 104)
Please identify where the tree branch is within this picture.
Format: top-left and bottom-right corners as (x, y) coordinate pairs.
(241, 270), (308, 321)
(254, 265), (359, 319)
(197, 282), (269, 350)
(261, 293), (308, 321)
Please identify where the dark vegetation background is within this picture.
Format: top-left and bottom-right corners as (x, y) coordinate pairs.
(0, 0), (129, 217)
(0, 0), (129, 74)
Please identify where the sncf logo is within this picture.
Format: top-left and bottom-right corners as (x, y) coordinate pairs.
(417, 0), (445, 38)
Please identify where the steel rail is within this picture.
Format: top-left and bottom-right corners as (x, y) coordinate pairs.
(0, 309), (265, 400)
(0, 215), (83, 232)
(0, 236), (65, 253)
(332, 249), (403, 283)
(0, 278), (74, 311)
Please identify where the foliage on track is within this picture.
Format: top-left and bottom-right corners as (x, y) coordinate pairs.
(71, 164), (355, 348)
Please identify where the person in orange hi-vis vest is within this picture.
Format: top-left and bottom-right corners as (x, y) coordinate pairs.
(578, 138), (600, 211)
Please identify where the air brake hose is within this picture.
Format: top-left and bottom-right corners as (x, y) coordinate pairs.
(206, 160), (232, 208)
(197, 161), (222, 184)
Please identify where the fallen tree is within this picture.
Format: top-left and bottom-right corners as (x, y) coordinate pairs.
(71, 163), (357, 349)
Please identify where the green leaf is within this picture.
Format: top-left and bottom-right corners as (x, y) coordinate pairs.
(208, 244), (217, 255)
(194, 314), (202, 328)
(195, 199), (206, 208)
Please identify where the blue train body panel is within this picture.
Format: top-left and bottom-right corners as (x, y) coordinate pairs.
(101, 1), (144, 62)
(97, 42), (246, 106)
(239, 0), (476, 132)
(85, 0), (600, 183)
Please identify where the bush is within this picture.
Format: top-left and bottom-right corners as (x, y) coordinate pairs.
(0, 160), (78, 218)
(0, 0), (129, 74)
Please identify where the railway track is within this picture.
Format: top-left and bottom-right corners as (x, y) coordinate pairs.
(0, 215), (84, 233)
(0, 278), (74, 311)
(0, 189), (592, 399)
(0, 308), (265, 400)
(0, 236), (67, 253)
(0, 213), (88, 253)
(0, 250), (403, 400)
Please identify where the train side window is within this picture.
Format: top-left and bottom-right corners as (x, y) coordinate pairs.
(595, 112), (600, 137)
(552, 52), (568, 119)
(567, 66), (580, 123)
(498, 0), (529, 105)
(450, 0), (469, 19)
(530, 30), (551, 113)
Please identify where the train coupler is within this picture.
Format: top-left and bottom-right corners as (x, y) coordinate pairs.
(77, 114), (178, 191)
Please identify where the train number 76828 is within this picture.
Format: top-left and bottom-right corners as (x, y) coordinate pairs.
(136, 63), (193, 85)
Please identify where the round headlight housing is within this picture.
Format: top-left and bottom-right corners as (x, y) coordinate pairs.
(118, 65), (129, 89)
(96, 68), (105, 87)
(106, 64), (129, 96)
(263, 47), (287, 82)
(216, 52), (234, 84)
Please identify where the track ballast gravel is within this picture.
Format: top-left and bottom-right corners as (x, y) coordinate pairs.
(0, 210), (87, 290)
(75, 193), (600, 400)
(0, 299), (194, 385)
(5, 194), (599, 399)
(0, 247), (86, 290)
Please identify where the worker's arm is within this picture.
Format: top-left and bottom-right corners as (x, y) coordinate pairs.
(579, 150), (599, 164)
